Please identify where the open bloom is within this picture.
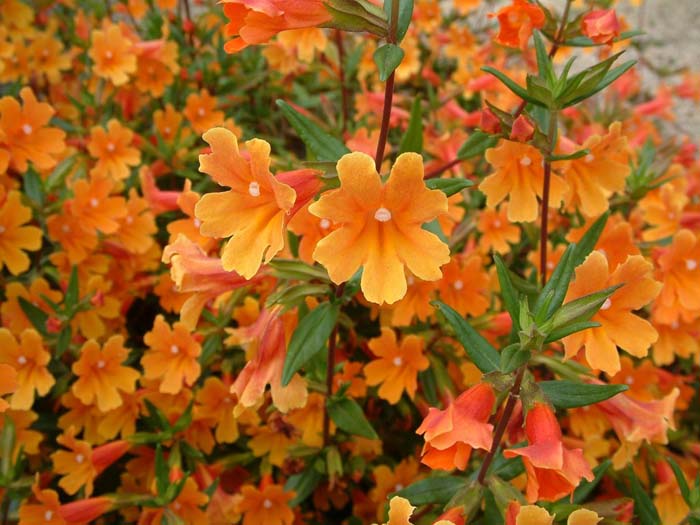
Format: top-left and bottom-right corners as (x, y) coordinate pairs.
(492, 0), (545, 50)
(0, 328), (54, 410)
(363, 328), (429, 404)
(504, 403), (594, 502)
(563, 251), (662, 375)
(237, 482), (294, 525)
(222, 0), (331, 53)
(481, 140), (566, 222)
(88, 24), (136, 86)
(582, 9), (620, 45)
(0, 189), (43, 275)
(19, 485), (112, 525)
(310, 152), (450, 304)
(416, 382), (495, 470)
(87, 119), (141, 180)
(71, 336), (140, 412)
(195, 128), (318, 279)
(142, 315), (201, 394)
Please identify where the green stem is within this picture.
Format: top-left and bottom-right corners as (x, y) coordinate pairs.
(373, 0), (399, 171)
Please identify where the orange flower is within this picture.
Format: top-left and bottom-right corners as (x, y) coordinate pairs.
(287, 202), (336, 264)
(230, 308), (307, 414)
(139, 478), (208, 525)
(134, 39), (180, 97)
(110, 189), (157, 254)
(638, 177), (687, 242)
(162, 235), (257, 329)
(87, 119), (141, 180)
(0, 189), (42, 275)
(492, 0), (545, 50)
(481, 140), (567, 222)
(310, 152), (450, 305)
(222, 0), (331, 53)
(364, 328), (429, 404)
(416, 383), (495, 471)
(237, 482), (294, 525)
(46, 206), (98, 264)
(504, 403), (594, 502)
(69, 175), (127, 235)
(566, 214), (640, 271)
(247, 414), (299, 465)
(71, 336), (140, 412)
(29, 33), (71, 83)
(195, 128), (318, 278)
(388, 275), (436, 326)
(0, 328), (54, 410)
(286, 392), (327, 447)
(438, 254), (490, 318)
(373, 496), (416, 525)
(476, 204), (521, 254)
(369, 458), (422, 519)
(183, 90), (224, 134)
(558, 122), (630, 218)
(0, 87), (65, 173)
(582, 9), (620, 45)
(652, 229), (700, 324)
(0, 364), (17, 413)
(142, 315), (201, 394)
(19, 485), (113, 525)
(166, 180), (216, 251)
(195, 375), (239, 443)
(562, 251), (662, 375)
(88, 24), (136, 86)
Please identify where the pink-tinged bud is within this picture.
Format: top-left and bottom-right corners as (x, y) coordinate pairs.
(480, 108), (501, 134)
(437, 507), (465, 525)
(91, 440), (130, 474)
(582, 9), (620, 45)
(46, 317), (62, 334)
(139, 168), (180, 214)
(510, 115), (535, 142)
(276, 169), (322, 217)
(169, 465), (184, 483)
(183, 19), (195, 33)
(59, 497), (112, 524)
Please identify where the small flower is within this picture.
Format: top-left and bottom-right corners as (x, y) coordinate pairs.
(71, 336), (140, 412)
(195, 376), (239, 443)
(364, 328), (429, 404)
(492, 0), (545, 50)
(0, 189), (43, 275)
(310, 152), (450, 305)
(68, 175), (128, 235)
(416, 383), (495, 471)
(88, 24), (136, 86)
(142, 315), (201, 394)
(237, 482), (295, 525)
(87, 119), (141, 180)
(437, 254), (490, 318)
(0, 364), (17, 413)
(582, 9), (620, 45)
(0, 328), (54, 410)
(504, 403), (594, 502)
(183, 90), (224, 134)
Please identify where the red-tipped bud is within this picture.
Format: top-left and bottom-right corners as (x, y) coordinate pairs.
(582, 9), (620, 45)
(480, 108), (501, 134)
(510, 115), (535, 142)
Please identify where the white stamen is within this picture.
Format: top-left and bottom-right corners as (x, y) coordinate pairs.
(263, 499), (273, 509)
(75, 453), (85, 464)
(106, 142), (115, 153)
(601, 298), (612, 311)
(193, 218), (201, 228)
(584, 154), (595, 163)
(125, 216), (133, 224)
(671, 321), (679, 329)
(17, 355), (27, 365)
(319, 218), (330, 230)
(0, 226), (5, 234)
(197, 107), (205, 117)
(97, 360), (106, 369)
(170, 345), (179, 355)
(105, 50), (113, 60)
(625, 375), (633, 385)
(41, 49), (49, 58)
(393, 356), (403, 367)
(519, 156), (532, 167)
(61, 224), (71, 233)
(407, 275), (415, 286)
(21, 123), (32, 135)
(44, 510), (53, 522)
(173, 502), (182, 511)
(394, 483), (404, 492)
(686, 259), (697, 271)
(493, 219), (501, 228)
(248, 182), (261, 197)
(546, 261), (554, 270)
(164, 126), (171, 135)
(374, 207), (392, 222)
(90, 197), (99, 208)
(453, 280), (464, 290)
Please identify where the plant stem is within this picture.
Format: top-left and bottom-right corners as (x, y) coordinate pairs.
(539, 109), (558, 286)
(373, 0), (399, 171)
(335, 30), (349, 134)
(322, 325), (337, 447)
(476, 366), (526, 484)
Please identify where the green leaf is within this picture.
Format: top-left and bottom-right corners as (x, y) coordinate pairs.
(56, 327), (72, 358)
(493, 254), (519, 330)
(276, 100), (350, 162)
(154, 445), (169, 497)
(571, 212), (609, 268)
(285, 466), (322, 506)
(282, 302), (339, 386)
(64, 266), (80, 312)
(399, 98), (423, 154)
(628, 468), (661, 525)
(572, 459), (610, 503)
(18, 297), (48, 336)
(1, 415), (16, 478)
(268, 259), (330, 282)
(482, 66), (546, 107)
(424, 178), (473, 197)
(323, 0), (388, 36)
(433, 301), (500, 373)
(544, 320), (600, 344)
(383, 0), (414, 42)
(500, 345), (530, 374)
(327, 397), (378, 439)
(546, 148), (590, 162)
(549, 284), (622, 335)
(457, 130), (499, 159)
(665, 456), (691, 505)
(395, 476), (464, 506)
(533, 243), (576, 322)
(24, 169), (44, 206)
(421, 218), (447, 244)
(539, 380), (628, 409)
(373, 43), (404, 82)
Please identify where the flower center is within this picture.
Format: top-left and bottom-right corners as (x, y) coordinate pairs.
(193, 218), (201, 228)
(125, 216), (133, 224)
(519, 156), (532, 167)
(106, 142), (116, 152)
(21, 123), (32, 135)
(248, 182), (261, 197)
(394, 483), (404, 492)
(0, 225), (5, 234)
(263, 499), (273, 509)
(44, 511), (53, 522)
(584, 154), (595, 163)
(493, 219), (501, 228)
(90, 197), (99, 208)
(453, 280), (464, 290)
(197, 107), (206, 117)
(392, 356), (403, 367)
(686, 259), (697, 271)
(97, 360), (106, 369)
(105, 50), (113, 60)
(601, 298), (612, 311)
(406, 275), (415, 286)
(374, 207), (392, 222)
(17, 355), (27, 365)
(170, 345), (179, 355)
(319, 218), (330, 230)
(75, 453), (85, 464)
(62, 224), (71, 233)
(164, 126), (171, 135)
(173, 502), (182, 510)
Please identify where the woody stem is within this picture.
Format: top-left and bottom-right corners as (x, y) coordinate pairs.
(540, 109), (558, 287)
(476, 366), (526, 485)
(374, 0), (399, 171)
